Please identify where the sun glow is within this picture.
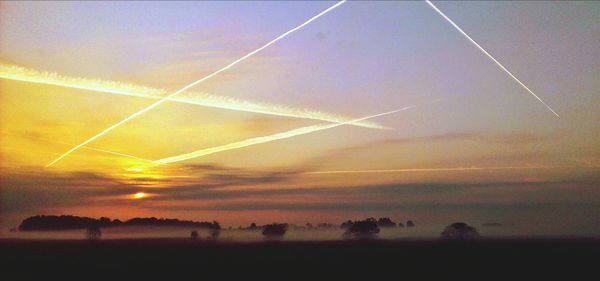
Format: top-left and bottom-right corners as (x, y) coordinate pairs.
(132, 192), (147, 199)
(126, 167), (144, 173)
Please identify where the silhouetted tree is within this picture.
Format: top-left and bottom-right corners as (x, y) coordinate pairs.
(340, 220), (354, 229)
(99, 217), (111, 226)
(190, 230), (199, 240)
(376, 217), (397, 227)
(317, 223), (335, 229)
(249, 223), (258, 230)
(441, 222), (479, 241)
(397, 222), (404, 228)
(343, 218), (380, 239)
(86, 227), (102, 241)
(406, 220), (415, 227)
(18, 215), (221, 230)
(20, 215), (99, 231)
(262, 223), (288, 237)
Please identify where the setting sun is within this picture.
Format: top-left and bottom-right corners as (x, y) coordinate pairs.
(132, 192), (146, 199)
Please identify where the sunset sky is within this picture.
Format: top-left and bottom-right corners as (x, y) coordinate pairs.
(1, 1), (599, 235)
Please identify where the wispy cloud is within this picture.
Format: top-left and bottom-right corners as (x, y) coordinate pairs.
(142, 179), (600, 211)
(0, 163), (304, 213)
(2, 161), (599, 222)
(337, 131), (559, 151)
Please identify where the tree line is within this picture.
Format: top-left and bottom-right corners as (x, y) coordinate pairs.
(18, 215), (221, 231)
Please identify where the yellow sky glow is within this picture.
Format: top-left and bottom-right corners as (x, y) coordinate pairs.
(0, 63), (386, 130)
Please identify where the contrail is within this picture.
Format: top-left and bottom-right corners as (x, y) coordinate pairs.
(80, 146), (154, 163)
(45, 1), (347, 167)
(425, 0), (559, 118)
(0, 63), (385, 130)
(306, 165), (563, 175)
(153, 106), (413, 164)
(0, 130), (154, 163)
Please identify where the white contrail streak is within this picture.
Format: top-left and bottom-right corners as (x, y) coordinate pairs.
(80, 146), (154, 163)
(306, 166), (562, 175)
(154, 106), (413, 164)
(0, 130), (154, 163)
(45, 1), (347, 167)
(0, 64), (385, 130)
(425, 0), (559, 118)
(3, 143), (153, 163)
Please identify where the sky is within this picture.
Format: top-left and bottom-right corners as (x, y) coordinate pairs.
(1, 1), (599, 235)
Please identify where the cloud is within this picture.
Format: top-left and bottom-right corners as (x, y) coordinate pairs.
(152, 201), (600, 212)
(130, 163), (304, 186)
(2, 158), (598, 216)
(299, 130), (569, 170)
(136, 182), (465, 204)
(0, 168), (137, 213)
(0, 163), (305, 213)
(138, 176), (600, 211)
(338, 131), (559, 152)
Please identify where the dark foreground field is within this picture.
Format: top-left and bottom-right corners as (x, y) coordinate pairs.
(1, 238), (599, 279)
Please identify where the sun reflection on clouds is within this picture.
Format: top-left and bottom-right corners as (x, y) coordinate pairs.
(120, 164), (169, 187)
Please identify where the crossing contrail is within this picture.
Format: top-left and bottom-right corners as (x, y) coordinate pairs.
(425, 0), (560, 118)
(0, 63), (385, 130)
(0, 130), (154, 163)
(45, 0), (347, 167)
(153, 106), (413, 164)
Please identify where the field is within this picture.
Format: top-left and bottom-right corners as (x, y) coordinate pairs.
(1, 238), (599, 279)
